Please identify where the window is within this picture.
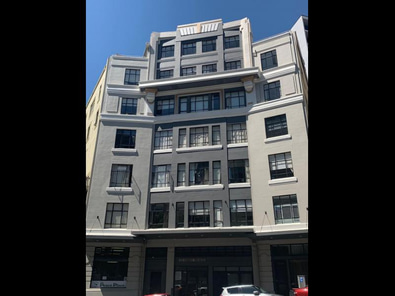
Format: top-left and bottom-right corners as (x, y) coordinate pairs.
(154, 129), (172, 150)
(189, 162), (209, 185)
(213, 161), (221, 184)
(202, 38), (216, 52)
(182, 41), (196, 55)
(225, 88), (246, 109)
(265, 114), (288, 138)
(181, 66), (196, 76)
(121, 98), (138, 115)
(212, 125), (221, 145)
(261, 50), (278, 71)
(225, 60), (241, 70)
(179, 93), (220, 114)
(149, 203), (169, 228)
(178, 129), (187, 148)
(227, 122), (247, 144)
(124, 69), (140, 85)
(273, 194), (300, 224)
(190, 127), (209, 147)
(230, 200), (253, 226)
(188, 201), (210, 227)
(152, 165), (171, 188)
(214, 200), (223, 227)
(159, 42), (174, 58)
(155, 96), (175, 116)
(268, 152), (294, 179)
(157, 69), (173, 79)
(110, 164), (132, 187)
(176, 202), (185, 228)
(263, 81), (281, 101)
(224, 35), (240, 49)
(202, 64), (217, 73)
(104, 203), (129, 228)
(177, 163), (186, 186)
(90, 247), (129, 288)
(115, 129), (136, 149)
(228, 159), (250, 183)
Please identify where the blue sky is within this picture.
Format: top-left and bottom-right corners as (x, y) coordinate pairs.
(86, 0), (308, 103)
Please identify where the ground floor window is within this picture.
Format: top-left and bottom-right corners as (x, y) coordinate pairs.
(90, 247), (129, 288)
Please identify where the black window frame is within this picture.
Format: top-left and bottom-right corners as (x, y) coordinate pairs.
(181, 41), (196, 55)
(263, 81), (281, 101)
(115, 129), (136, 149)
(202, 63), (217, 73)
(261, 50), (278, 71)
(268, 152), (294, 179)
(181, 66), (197, 76)
(157, 69), (174, 79)
(224, 35), (240, 49)
(189, 161), (209, 185)
(202, 37), (217, 52)
(225, 88), (246, 109)
(124, 68), (140, 85)
(109, 164), (132, 187)
(179, 92), (220, 114)
(265, 114), (288, 138)
(151, 164), (171, 188)
(230, 199), (253, 226)
(120, 98), (138, 115)
(188, 201), (210, 227)
(227, 122), (247, 144)
(273, 194), (300, 224)
(148, 203), (169, 228)
(104, 203), (129, 228)
(225, 60), (241, 70)
(154, 129), (173, 150)
(176, 202), (185, 228)
(155, 96), (175, 116)
(228, 159), (250, 183)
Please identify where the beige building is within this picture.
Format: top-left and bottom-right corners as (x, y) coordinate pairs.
(86, 16), (308, 296)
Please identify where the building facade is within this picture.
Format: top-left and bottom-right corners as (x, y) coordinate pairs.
(86, 16), (308, 296)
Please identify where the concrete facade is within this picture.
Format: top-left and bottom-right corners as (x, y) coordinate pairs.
(86, 16), (308, 296)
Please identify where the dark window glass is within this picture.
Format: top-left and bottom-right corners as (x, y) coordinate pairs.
(124, 69), (140, 85)
(159, 42), (174, 58)
(188, 201), (210, 227)
(181, 66), (196, 76)
(149, 203), (169, 228)
(157, 69), (174, 79)
(90, 247), (129, 287)
(178, 93), (220, 114)
(261, 50), (278, 70)
(268, 152), (294, 179)
(225, 88), (246, 109)
(202, 63), (217, 73)
(182, 41), (196, 55)
(189, 162), (209, 185)
(273, 194), (300, 224)
(224, 35), (240, 49)
(202, 38), (216, 52)
(104, 203), (129, 228)
(110, 164), (132, 187)
(115, 129), (136, 149)
(176, 202), (185, 228)
(121, 98), (137, 115)
(230, 200), (253, 226)
(225, 60), (241, 70)
(265, 114), (288, 138)
(263, 81), (281, 101)
(228, 160), (249, 183)
(155, 97), (175, 116)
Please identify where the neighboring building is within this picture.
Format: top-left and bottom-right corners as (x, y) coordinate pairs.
(86, 64), (108, 197)
(86, 16), (308, 296)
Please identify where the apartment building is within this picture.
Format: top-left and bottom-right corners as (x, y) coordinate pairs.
(86, 16), (308, 296)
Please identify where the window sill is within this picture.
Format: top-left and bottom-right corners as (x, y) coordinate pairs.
(175, 184), (224, 192)
(227, 143), (248, 148)
(106, 187), (134, 194)
(111, 148), (138, 155)
(228, 183), (251, 188)
(153, 148), (172, 154)
(176, 145), (223, 153)
(268, 177), (298, 185)
(150, 187), (171, 193)
(264, 134), (292, 143)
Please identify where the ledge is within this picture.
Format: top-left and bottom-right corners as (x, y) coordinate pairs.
(106, 187), (134, 194)
(153, 148), (172, 154)
(176, 145), (223, 153)
(111, 148), (138, 155)
(150, 187), (171, 193)
(228, 183), (251, 188)
(268, 177), (298, 185)
(174, 184), (224, 192)
(227, 143), (248, 148)
(264, 134), (292, 143)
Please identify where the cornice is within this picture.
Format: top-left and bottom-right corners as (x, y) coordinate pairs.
(248, 94), (304, 114)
